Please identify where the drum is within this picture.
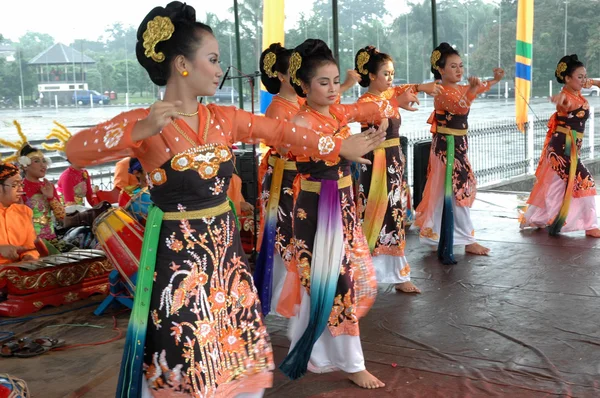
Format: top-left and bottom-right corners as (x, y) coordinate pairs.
(124, 188), (152, 226)
(93, 208), (144, 292)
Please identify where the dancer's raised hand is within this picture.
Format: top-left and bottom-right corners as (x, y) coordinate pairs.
(132, 100), (183, 141)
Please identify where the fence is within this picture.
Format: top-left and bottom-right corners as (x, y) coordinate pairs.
(404, 107), (600, 189)
(37, 107), (600, 196)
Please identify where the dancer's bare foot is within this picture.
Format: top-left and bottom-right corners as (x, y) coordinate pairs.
(395, 281), (421, 293)
(465, 242), (490, 255)
(429, 245), (437, 251)
(347, 370), (385, 389)
(585, 228), (600, 238)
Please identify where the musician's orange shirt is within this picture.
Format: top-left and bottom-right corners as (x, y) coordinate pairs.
(114, 157), (139, 191)
(0, 203), (39, 264)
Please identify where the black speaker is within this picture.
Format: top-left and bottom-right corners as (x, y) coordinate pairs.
(234, 148), (259, 205)
(413, 139), (431, 209)
(400, 136), (408, 183)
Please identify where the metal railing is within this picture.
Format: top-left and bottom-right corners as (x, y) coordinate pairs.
(404, 107), (600, 189)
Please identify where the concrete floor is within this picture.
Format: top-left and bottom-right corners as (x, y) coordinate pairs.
(3, 191), (600, 397)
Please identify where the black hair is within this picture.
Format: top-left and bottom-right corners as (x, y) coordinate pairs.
(259, 43), (293, 94)
(354, 46), (394, 88)
(136, 1), (213, 86)
(556, 54), (585, 84)
(19, 143), (39, 158)
(128, 157), (143, 174)
(290, 39), (337, 98)
(431, 42), (460, 80)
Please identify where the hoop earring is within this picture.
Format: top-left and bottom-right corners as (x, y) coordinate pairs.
(182, 70), (189, 77)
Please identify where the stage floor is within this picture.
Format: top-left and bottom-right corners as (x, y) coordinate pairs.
(2, 191), (600, 397)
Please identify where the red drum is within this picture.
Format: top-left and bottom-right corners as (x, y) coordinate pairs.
(124, 188), (151, 226)
(93, 208), (144, 292)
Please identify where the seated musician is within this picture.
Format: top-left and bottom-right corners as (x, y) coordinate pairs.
(228, 173), (254, 216)
(0, 161), (39, 264)
(57, 162), (98, 207)
(46, 121), (98, 207)
(0, 121), (65, 242)
(114, 157), (139, 192)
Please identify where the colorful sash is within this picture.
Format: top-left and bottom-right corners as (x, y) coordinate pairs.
(254, 156), (286, 316)
(362, 138), (400, 251)
(548, 127), (579, 235)
(438, 135), (457, 265)
(279, 179), (344, 380)
(117, 204), (162, 398)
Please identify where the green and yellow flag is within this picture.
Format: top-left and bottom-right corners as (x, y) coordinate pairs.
(515, 0), (534, 131)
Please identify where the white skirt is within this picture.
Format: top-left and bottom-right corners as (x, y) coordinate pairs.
(372, 255), (411, 284)
(521, 173), (598, 232)
(287, 289), (365, 374)
(419, 193), (476, 247)
(269, 253), (287, 317)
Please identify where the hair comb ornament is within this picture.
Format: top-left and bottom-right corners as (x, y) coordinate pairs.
(143, 15), (175, 63)
(289, 52), (302, 86)
(263, 51), (278, 78)
(555, 62), (567, 82)
(356, 51), (370, 75)
(430, 50), (441, 71)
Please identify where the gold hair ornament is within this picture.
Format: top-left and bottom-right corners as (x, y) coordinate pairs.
(430, 50), (441, 71)
(143, 16), (175, 63)
(289, 52), (302, 86)
(555, 62), (568, 81)
(43, 121), (72, 152)
(263, 52), (278, 78)
(357, 51), (370, 75)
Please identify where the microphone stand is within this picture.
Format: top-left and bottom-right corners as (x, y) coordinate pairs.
(220, 68), (262, 261)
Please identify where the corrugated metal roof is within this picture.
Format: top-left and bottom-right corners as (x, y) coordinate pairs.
(28, 43), (96, 65)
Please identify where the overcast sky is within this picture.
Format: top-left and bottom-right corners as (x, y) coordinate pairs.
(2, 1), (412, 44)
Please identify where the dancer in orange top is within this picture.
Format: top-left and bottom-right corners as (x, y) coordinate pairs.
(255, 42), (361, 316)
(277, 39), (418, 390)
(64, 4), (386, 397)
(354, 45), (442, 294)
(520, 54), (600, 237)
(0, 162), (39, 264)
(415, 43), (503, 264)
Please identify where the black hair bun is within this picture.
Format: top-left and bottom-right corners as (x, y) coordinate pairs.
(294, 39), (332, 60)
(290, 39), (336, 97)
(260, 43), (290, 94)
(136, 2), (212, 86)
(556, 54), (584, 84)
(431, 42), (460, 80)
(354, 46), (392, 88)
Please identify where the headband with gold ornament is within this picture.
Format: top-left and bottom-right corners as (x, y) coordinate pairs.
(263, 51), (278, 78)
(143, 15), (175, 63)
(0, 159), (19, 181)
(43, 121), (72, 153)
(555, 62), (568, 82)
(0, 120), (46, 166)
(288, 52), (302, 87)
(430, 50), (441, 71)
(356, 51), (370, 75)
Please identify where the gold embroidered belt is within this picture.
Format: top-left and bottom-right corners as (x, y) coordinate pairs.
(162, 201), (231, 221)
(437, 126), (468, 136)
(555, 125), (584, 139)
(268, 155), (297, 170)
(376, 137), (400, 150)
(33, 215), (50, 226)
(300, 174), (352, 194)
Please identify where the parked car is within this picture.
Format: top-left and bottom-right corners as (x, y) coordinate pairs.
(581, 80), (600, 96)
(212, 87), (240, 103)
(73, 90), (110, 105)
(480, 78), (515, 99)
